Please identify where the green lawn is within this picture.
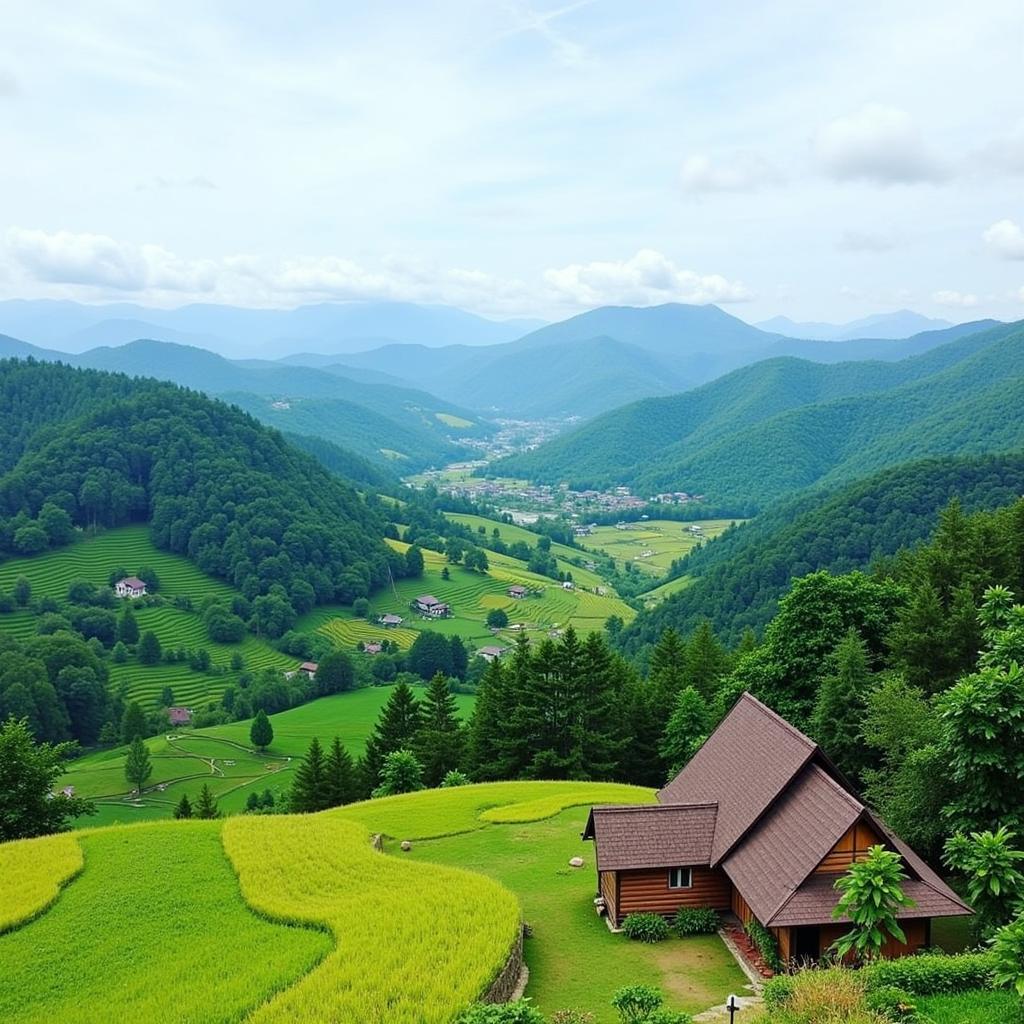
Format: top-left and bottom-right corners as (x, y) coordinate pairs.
(0, 822), (329, 1024)
(918, 990), (1019, 1024)
(399, 805), (749, 1022)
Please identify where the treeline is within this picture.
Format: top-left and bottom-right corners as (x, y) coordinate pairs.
(0, 361), (408, 635)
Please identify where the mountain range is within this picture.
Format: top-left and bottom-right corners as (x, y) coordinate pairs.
(755, 309), (952, 341)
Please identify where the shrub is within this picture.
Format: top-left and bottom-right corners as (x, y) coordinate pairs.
(746, 918), (784, 972)
(775, 967), (869, 1024)
(644, 1012), (692, 1024)
(865, 985), (919, 1023)
(454, 1001), (545, 1024)
(612, 985), (664, 1023)
(862, 952), (997, 996)
(990, 914), (1024, 999)
(551, 1012), (596, 1024)
(763, 975), (796, 1010)
(621, 913), (670, 943)
(672, 907), (719, 936)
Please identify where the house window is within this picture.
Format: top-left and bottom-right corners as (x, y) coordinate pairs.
(668, 867), (692, 889)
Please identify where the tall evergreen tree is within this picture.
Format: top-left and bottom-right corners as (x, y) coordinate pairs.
(362, 682), (422, 788)
(250, 708), (273, 751)
(324, 736), (356, 807)
(173, 793), (193, 819)
(120, 701), (147, 744)
(684, 619), (730, 699)
(449, 635), (468, 680)
(291, 736), (329, 812)
(465, 657), (513, 781)
(648, 627), (688, 716)
(137, 630), (161, 666)
(810, 628), (872, 782)
(118, 605), (139, 645)
(415, 672), (464, 787)
(195, 783), (220, 819)
(659, 685), (711, 777)
(618, 677), (665, 788)
(124, 735), (152, 793)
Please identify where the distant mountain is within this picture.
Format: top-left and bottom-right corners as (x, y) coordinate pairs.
(493, 320), (1024, 507)
(0, 298), (546, 357)
(757, 309), (955, 341)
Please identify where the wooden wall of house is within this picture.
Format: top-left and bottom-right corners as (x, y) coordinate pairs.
(818, 919), (928, 959)
(600, 870), (619, 925)
(772, 926), (792, 962)
(815, 821), (883, 874)
(731, 887), (754, 926)
(617, 866), (732, 919)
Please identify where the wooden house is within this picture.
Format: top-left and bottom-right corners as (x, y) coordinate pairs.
(478, 645), (507, 662)
(508, 585), (528, 599)
(411, 595), (451, 618)
(115, 576), (147, 598)
(167, 707), (192, 727)
(379, 613), (404, 627)
(583, 692), (970, 961)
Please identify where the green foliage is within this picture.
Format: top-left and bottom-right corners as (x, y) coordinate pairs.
(372, 748), (424, 797)
(416, 672), (464, 787)
(0, 717), (95, 840)
(943, 827), (1024, 937)
(440, 769), (470, 787)
(621, 913), (671, 943)
(324, 736), (358, 806)
(137, 630), (161, 665)
(862, 952), (997, 995)
(363, 681), (422, 789)
(194, 783), (220, 819)
(611, 984), (686, 1023)
(249, 708), (273, 751)
(173, 793), (193, 819)
(832, 846), (915, 961)
(671, 907), (719, 936)
(314, 651), (356, 695)
(810, 629), (872, 782)
(123, 735), (152, 792)
(864, 986), (920, 1023)
(745, 918), (784, 973)
(290, 736), (329, 812)
(659, 686), (710, 777)
(120, 701), (147, 744)
(487, 608), (509, 629)
(763, 975), (795, 1010)
(454, 1002), (546, 1024)
(991, 914), (1024, 1001)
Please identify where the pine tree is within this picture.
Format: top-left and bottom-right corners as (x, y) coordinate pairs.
(124, 735), (152, 793)
(811, 628), (872, 782)
(250, 709), (273, 751)
(137, 630), (162, 666)
(449, 636), (468, 680)
(174, 793), (193, 819)
(466, 657), (513, 780)
(119, 605), (140, 645)
(649, 627), (688, 715)
(685, 620), (729, 699)
(291, 736), (329, 812)
(195, 783), (220, 819)
(415, 672), (464, 787)
(362, 682), (422, 789)
(659, 685), (711, 777)
(324, 736), (356, 806)
(120, 701), (147, 744)
(618, 677), (665, 787)
(567, 631), (628, 780)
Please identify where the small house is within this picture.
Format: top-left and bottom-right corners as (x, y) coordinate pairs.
(478, 645), (506, 662)
(115, 576), (147, 599)
(168, 707), (192, 727)
(508, 585), (528, 599)
(61, 785), (76, 798)
(363, 642), (383, 655)
(562, 580), (575, 590)
(299, 661), (319, 678)
(583, 692), (970, 960)
(379, 613), (404, 628)
(412, 595), (451, 618)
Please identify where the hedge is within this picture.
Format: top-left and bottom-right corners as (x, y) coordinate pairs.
(862, 951), (997, 995)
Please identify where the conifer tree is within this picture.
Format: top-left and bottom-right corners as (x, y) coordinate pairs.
(684, 619), (730, 699)
(649, 627), (688, 715)
(811, 628), (872, 782)
(618, 677), (665, 787)
(137, 630), (162, 666)
(195, 783), (220, 819)
(362, 682), (422, 788)
(124, 735), (152, 793)
(174, 793), (193, 819)
(119, 605), (139, 645)
(324, 736), (356, 806)
(659, 685), (711, 777)
(415, 672), (464, 786)
(466, 657), (514, 780)
(120, 701), (147, 744)
(250, 708), (273, 751)
(291, 736), (329, 812)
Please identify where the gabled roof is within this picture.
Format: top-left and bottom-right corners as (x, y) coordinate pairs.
(722, 763), (862, 924)
(583, 804), (718, 871)
(118, 576), (146, 588)
(658, 692), (818, 864)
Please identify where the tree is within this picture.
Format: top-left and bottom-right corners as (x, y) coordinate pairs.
(416, 672), (464, 787)
(250, 709), (274, 751)
(449, 635), (468, 681)
(372, 748), (424, 797)
(943, 826), (1024, 937)
(14, 524), (49, 555)
(159, 685), (174, 708)
(830, 846), (915, 960)
(648, 628), (688, 715)
(124, 735), (152, 793)
(440, 769), (469, 787)
(314, 651), (355, 695)
(441, 566), (450, 581)
(810, 629), (872, 783)
(405, 545), (425, 577)
(684, 620), (729, 699)
(363, 682), (422, 788)
(408, 631), (453, 680)
(118, 605), (140, 645)
(324, 736), (357, 806)
(121, 701), (147, 744)
(659, 686), (710, 777)
(173, 793), (193, 819)
(0, 717), (95, 840)
(353, 597), (370, 618)
(291, 737), (329, 812)
(137, 630), (162, 666)
(487, 608), (509, 630)
(13, 576), (31, 607)
(991, 913), (1024, 1005)
(195, 783), (220, 819)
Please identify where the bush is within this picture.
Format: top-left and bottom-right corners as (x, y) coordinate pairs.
(763, 975), (795, 1010)
(746, 918), (784, 972)
(612, 985), (664, 1023)
(622, 913), (670, 943)
(863, 952), (997, 996)
(672, 907), (719, 936)
(453, 1000), (545, 1024)
(865, 985), (919, 1022)
(769, 968), (869, 1024)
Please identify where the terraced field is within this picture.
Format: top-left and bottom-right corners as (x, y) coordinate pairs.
(582, 518), (739, 577)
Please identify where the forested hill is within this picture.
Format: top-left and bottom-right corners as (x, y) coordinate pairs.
(494, 319), (1024, 506)
(619, 451), (1024, 650)
(0, 360), (405, 628)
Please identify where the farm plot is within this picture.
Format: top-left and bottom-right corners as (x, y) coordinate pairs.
(583, 519), (738, 577)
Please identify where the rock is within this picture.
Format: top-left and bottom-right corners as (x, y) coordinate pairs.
(400, 840), (412, 852)
(569, 856), (584, 868)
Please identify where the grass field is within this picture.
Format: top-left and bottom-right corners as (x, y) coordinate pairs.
(917, 990), (1019, 1024)
(0, 833), (83, 934)
(637, 574), (695, 607)
(66, 685), (473, 826)
(582, 519), (739, 578)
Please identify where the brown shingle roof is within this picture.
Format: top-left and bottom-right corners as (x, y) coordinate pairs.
(659, 692), (817, 864)
(771, 874), (971, 927)
(723, 763), (862, 924)
(584, 804), (718, 871)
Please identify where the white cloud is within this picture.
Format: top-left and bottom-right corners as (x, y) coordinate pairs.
(932, 289), (978, 307)
(975, 127), (1024, 175)
(983, 219), (1024, 260)
(679, 152), (783, 193)
(0, 71), (17, 97)
(542, 249), (752, 307)
(837, 230), (895, 252)
(814, 104), (947, 185)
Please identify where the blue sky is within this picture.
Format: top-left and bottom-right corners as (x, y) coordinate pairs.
(1, 1), (1023, 322)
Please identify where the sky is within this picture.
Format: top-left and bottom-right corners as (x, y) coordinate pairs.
(1, 1), (1023, 324)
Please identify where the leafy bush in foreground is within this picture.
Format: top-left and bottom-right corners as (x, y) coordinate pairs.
(862, 951), (997, 995)
(864, 985), (919, 1023)
(454, 1000), (545, 1024)
(622, 912), (670, 943)
(611, 985), (691, 1024)
(672, 907), (719, 936)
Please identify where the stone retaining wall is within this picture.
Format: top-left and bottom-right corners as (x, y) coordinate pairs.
(484, 924), (526, 1003)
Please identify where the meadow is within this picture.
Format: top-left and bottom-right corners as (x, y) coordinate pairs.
(582, 519), (739, 579)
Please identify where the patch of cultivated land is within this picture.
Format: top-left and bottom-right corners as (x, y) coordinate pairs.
(582, 519), (740, 578)
(67, 685), (473, 826)
(0, 782), (739, 1024)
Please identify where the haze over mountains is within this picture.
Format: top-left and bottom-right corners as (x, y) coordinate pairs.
(756, 310), (953, 341)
